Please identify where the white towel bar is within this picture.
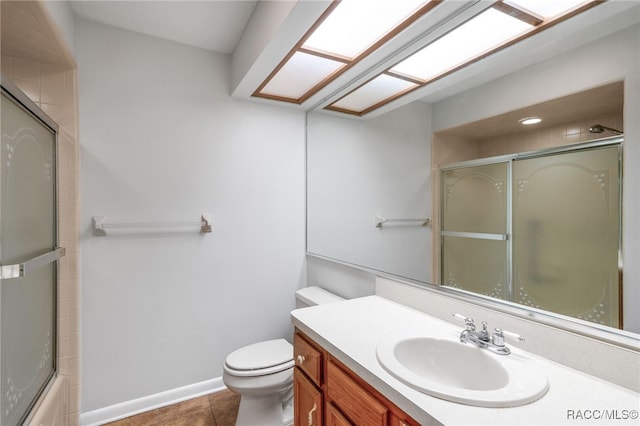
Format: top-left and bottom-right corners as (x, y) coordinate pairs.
(375, 214), (431, 228)
(92, 214), (213, 236)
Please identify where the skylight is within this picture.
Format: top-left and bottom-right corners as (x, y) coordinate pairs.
(326, 0), (599, 116)
(390, 8), (532, 82)
(252, 0), (600, 116)
(330, 74), (419, 114)
(303, 0), (428, 59)
(253, 0), (437, 104)
(507, 0), (590, 19)
(259, 52), (346, 100)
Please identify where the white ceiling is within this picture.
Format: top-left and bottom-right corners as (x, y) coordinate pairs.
(69, 0), (258, 54)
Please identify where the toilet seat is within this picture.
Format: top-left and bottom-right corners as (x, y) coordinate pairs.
(224, 339), (294, 377)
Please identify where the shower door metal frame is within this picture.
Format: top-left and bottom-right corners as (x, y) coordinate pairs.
(1, 75), (60, 425)
(440, 137), (623, 317)
(440, 159), (513, 300)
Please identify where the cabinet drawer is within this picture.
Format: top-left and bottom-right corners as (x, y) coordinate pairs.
(294, 333), (323, 386)
(327, 359), (388, 425)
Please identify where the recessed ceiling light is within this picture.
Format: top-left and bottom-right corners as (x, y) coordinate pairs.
(519, 117), (542, 125)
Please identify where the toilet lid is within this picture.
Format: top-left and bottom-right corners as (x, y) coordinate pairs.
(225, 339), (293, 371)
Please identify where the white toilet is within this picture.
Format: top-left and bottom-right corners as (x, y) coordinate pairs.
(223, 286), (344, 426)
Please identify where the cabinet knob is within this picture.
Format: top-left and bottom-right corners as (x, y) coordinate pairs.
(297, 355), (306, 364)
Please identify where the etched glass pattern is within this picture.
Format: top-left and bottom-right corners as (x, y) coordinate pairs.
(1, 91), (56, 425)
(512, 146), (620, 327)
(442, 162), (509, 299)
(441, 145), (621, 328)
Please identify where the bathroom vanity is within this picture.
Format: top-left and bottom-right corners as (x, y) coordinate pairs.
(294, 330), (419, 425)
(291, 296), (640, 425)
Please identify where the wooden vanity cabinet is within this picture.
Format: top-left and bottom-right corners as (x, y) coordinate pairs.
(293, 330), (420, 426)
(389, 413), (421, 426)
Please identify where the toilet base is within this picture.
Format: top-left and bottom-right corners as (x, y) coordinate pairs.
(235, 394), (293, 426)
(283, 396), (293, 426)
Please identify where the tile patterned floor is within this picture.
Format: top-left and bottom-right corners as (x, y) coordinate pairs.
(103, 390), (240, 426)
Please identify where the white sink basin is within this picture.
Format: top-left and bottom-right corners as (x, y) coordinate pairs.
(376, 336), (549, 407)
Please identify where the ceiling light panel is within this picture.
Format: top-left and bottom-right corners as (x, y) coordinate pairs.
(254, 0), (439, 104)
(507, 0), (590, 19)
(303, 0), (429, 59)
(259, 51), (346, 100)
(329, 74), (418, 113)
(390, 8), (533, 82)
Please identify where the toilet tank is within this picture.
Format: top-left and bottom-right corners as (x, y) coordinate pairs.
(295, 286), (345, 309)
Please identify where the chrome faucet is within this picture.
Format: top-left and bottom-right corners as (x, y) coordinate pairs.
(453, 314), (524, 355)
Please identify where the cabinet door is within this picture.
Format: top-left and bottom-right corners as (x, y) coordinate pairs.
(294, 368), (322, 426)
(390, 413), (421, 426)
(327, 404), (353, 426)
(327, 360), (388, 425)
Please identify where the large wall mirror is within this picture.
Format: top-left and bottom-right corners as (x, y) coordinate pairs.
(306, 1), (639, 341)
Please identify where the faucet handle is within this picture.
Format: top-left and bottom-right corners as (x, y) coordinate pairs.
(502, 329), (525, 342)
(453, 313), (475, 331)
(453, 313), (467, 321)
(479, 321), (490, 339)
(493, 328), (525, 344)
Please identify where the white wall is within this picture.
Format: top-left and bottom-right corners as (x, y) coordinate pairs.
(77, 19), (306, 415)
(307, 102), (432, 283)
(306, 255), (376, 300)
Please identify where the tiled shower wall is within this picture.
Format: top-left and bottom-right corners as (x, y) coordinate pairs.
(1, 2), (80, 424)
(478, 112), (624, 158)
(433, 112), (624, 169)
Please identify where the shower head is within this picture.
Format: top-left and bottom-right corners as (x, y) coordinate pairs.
(589, 124), (623, 135)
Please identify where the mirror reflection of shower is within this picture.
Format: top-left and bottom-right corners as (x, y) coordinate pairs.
(589, 124), (623, 135)
(440, 142), (623, 328)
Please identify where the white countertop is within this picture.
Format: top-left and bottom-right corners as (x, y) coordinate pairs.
(291, 295), (640, 426)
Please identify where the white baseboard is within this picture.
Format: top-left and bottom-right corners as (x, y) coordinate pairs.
(79, 377), (226, 426)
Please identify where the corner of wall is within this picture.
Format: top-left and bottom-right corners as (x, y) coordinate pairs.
(40, 0), (78, 64)
(230, 0), (329, 98)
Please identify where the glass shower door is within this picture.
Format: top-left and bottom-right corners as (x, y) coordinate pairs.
(441, 162), (510, 300)
(512, 146), (621, 327)
(1, 87), (58, 425)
